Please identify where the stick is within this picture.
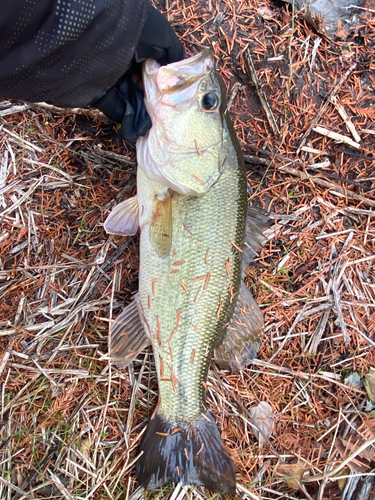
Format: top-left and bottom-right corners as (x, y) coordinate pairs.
(244, 49), (280, 137)
(35, 102), (109, 122)
(330, 96), (361, 143)
(313, 125), (360, 149)
(296, 64), (357, 154)
(303, 435), (375, 482)
(276, 164), (375, 207)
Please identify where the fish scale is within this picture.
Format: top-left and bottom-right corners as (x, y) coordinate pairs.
(144, 160), (244, 483)
(137, 123), (246, 424)
(104, 51), (267, 494)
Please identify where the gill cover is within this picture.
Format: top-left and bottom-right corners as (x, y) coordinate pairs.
(137, 51), (226, 196)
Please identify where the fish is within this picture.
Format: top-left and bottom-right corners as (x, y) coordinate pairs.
(104, 50), (269, 495)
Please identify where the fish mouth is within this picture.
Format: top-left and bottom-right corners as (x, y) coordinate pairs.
(138, 51), (224, 197)
(144, 49), (214, 95)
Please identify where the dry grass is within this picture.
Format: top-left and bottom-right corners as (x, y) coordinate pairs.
(1, 0), (375, 499)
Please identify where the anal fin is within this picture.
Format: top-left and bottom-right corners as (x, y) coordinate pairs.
(110, 295), (150, 368)
(214, 282), (264, 371)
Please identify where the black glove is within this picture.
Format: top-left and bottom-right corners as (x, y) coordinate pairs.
(93, 2), (184, 142)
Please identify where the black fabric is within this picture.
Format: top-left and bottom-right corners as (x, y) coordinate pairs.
(0, 0), (184, 141)
(0, 0), (147, 107)
(93, 2), (184, 141)
(134, 2), (184, 65)
(93, 65), (152, 142)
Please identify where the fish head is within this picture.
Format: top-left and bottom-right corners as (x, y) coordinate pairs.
(137, 50), (227, 196)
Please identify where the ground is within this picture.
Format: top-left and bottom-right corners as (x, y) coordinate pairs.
(0, 0), (375, 499)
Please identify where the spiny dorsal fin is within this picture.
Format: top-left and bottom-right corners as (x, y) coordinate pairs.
(104, 196), (139, 236)
(110, 296), (150, 369)
(243, 206), (272, 262)
(214, 282), (264, 371)
(149, 191), (172, 258)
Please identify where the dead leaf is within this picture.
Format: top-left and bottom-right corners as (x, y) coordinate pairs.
(344, 372), (364, 389)
(257, 4), (275, 20)
(364, 368), (375, 402)
(79, 436), (92, 460)
(278, 463), (306, 489)
(336, 466), (351, 491)
(335, 437), (373, 474)
(248, 401), (274, 447)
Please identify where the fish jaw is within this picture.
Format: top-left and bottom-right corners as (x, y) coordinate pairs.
(143, 49), (214, 99)
(136, 52), (226, 196)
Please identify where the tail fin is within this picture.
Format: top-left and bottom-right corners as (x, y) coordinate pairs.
(136, 411), (236, 495)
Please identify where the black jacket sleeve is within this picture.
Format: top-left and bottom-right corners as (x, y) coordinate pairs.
(0, 0), (147, 107)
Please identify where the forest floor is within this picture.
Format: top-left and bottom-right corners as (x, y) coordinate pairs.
(0, 0), (375, 499)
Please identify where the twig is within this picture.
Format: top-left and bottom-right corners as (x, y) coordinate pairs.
(343, 4), (375, 12)
(268, 306), (307, 362)
(1, 125), (45, 153)
(0, 176), (44, 221)
(250, 359), (367, 395)
(236, 482), (263, 500)
(330, 96), (361, 143)
(48, 469), (74, 500)
(0, 352), (10, 378)
(303, 435), (375, 482)
(244, 49), (280, 137)
(35, 102), (109, 122)
(0, 476), (34, 500)
(248, 146), (370, 190)
(0, 104), (31, 117)
(346, 208), (375, 216)
(304, 309), (330, 354)
(9, 364), (89, 377)
(312, 125), (360, 149)
(92, 145), (136, 167)
(296, 64), (357, 153)
(227, 82), (242, 111)
(276, 164), (375, 207)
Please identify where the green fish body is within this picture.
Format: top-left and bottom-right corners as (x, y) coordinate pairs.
(105, 51), (267, 494)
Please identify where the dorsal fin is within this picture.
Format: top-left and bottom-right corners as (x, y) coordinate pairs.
(243, 206), (272, 262)
(214, 282), (264, 371)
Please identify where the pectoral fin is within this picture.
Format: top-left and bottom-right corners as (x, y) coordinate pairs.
(214, 282), (264, 371)
(149, 191), (172, 258)
(110, 296), (150, 368)
(104, 196), (139, 236)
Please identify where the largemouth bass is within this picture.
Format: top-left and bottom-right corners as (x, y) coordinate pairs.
(104, 51), (268, 494)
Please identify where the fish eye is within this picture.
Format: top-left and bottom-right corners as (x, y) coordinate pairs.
(201, 92), (220, 111)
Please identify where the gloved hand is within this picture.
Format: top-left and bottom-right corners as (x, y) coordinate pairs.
(93, 2), (184, 142)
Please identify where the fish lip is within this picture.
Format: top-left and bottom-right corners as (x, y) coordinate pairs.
(145, 49), (212, 75)
(144, 50), (214, 95)
(161, 49), (212, 71)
